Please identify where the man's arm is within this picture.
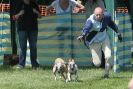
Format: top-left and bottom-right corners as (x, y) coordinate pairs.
(108, 15), (122, 42)
(32, 2), (41, 18)
(13, 1), (24, 20)
(46, 1), (56, 15)
(82, 20), (93, 36)
(46, 6), (54, 15)
(77, 19), (93, 41)
(75, 3), (85, 12)
(108, 16), (120, 33)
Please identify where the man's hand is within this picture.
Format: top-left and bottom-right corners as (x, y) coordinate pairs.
(117, 33), (122, 42)
(14, 10), (24, 20)
(18, 10), (24, 16)
(77, 35), (84, 42)
(33, 8), (38, 13)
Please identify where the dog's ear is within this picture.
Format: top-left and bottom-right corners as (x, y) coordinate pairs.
(68, 59), (71, 62)
(72, 59), (75, 62)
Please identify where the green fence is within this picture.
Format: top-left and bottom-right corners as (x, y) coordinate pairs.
(113, 13), (132, 72)
(27, 13), (93, 66)
(0, 13), (11, 64)
(0, 12), (132, 72)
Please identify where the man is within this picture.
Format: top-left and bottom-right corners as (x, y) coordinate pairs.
(14, 0), (41, 69)
(77, 7), (122, 78)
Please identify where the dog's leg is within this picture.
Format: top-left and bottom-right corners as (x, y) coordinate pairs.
(75, 72), (78, 81)
(75, 65), (78, 81)
(61, 73), (66, 80)
(65, 72), (69, 82)
(53, 65), (57, 81)
(67, 72), (71, 81)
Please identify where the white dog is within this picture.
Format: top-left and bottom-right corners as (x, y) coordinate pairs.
(66, 59), (78, 82)
(53, 58), (67, 81)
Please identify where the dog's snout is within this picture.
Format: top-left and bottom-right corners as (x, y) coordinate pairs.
(71, 68), (74, 71)
(69, 63), (75, 71)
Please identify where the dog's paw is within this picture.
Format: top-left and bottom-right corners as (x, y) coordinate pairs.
(66, 80), (68, 83)
(66, 79), (71, 83)
(59, 76), (62, 79)
(54, 77), (57, 81)
(74, 79), (78, 82)
(66, 79), (70, 83)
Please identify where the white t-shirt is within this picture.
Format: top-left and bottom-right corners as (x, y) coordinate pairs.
(51, 0), (77, 14)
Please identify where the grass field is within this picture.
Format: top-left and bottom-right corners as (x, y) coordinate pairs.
(0, 66), (132, 89)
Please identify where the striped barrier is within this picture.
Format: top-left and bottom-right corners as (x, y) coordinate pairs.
(113, 13), (132, 72)
(0, 12), (11, 64)
(0, 12), (132, 71)
(32, 13), (93, 66)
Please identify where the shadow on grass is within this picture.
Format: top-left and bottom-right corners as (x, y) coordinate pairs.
(0, 65), (15, 72)
(110, 76), (132, 79)
(39, 65), (99, 70)
(0, 65), (36, 72)
(68, 80), (83, 83)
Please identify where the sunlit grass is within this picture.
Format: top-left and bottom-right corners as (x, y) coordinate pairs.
(0, 66), (132, 89)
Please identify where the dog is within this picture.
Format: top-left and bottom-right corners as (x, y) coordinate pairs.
(53, 58), (67, 81)
(66, 59), (78, 82)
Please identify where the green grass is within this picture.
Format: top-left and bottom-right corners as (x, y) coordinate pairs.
(0, 66), (132, 89)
